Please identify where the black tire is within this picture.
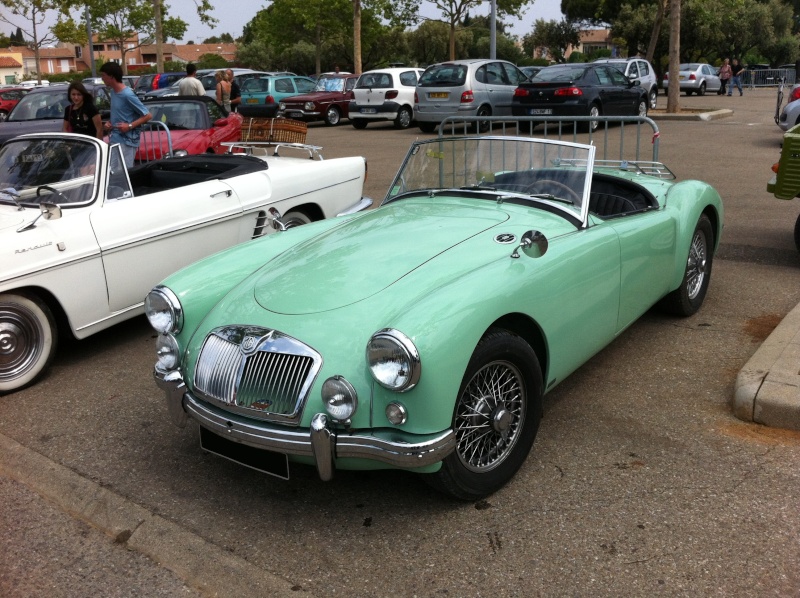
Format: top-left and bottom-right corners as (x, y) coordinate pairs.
(418, 122), (437, 133)
(324, 106), (341, 126)
(351, 119), (368, 129)
(794, 212), (800, 253)
(0, 110), (7, 122)
(636, 99), (648, 118)
(283, 210), (312, 229)
(426, 329), (543, 501)
(659, 214), (714, 316)
(0, 292), (58, 393)
(648, 88), (658, 110)
(697, 82), (706, 96)
(474, 105), (491, 133)
(685, 90), (693, 96)
(394, 106), (413, 129)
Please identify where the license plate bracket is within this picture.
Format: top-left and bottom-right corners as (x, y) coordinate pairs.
(200, 427), (289, 480)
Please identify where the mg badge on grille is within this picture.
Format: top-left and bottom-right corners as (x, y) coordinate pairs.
(241, 330), (274, 355)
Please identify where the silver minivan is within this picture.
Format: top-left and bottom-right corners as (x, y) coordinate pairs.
(415, 59), (527, 132)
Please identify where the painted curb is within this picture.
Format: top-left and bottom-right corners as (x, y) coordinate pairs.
(733, 301), (800, 430)
(0, 432), (307, 598)
(649, 109), (733, 121)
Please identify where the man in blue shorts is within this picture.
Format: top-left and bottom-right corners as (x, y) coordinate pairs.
(100, 62), (152, 167)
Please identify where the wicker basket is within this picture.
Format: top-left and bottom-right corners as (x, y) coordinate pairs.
(240, 117), (308, 144)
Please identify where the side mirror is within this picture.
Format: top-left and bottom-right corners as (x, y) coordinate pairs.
(511, 230), (548, 259)
(267, 207), (287, 231)
(41, 202), (62, 220)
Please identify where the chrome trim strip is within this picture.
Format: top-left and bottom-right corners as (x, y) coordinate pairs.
(155, 369), (456, 472)
(336, 196), (373, 216)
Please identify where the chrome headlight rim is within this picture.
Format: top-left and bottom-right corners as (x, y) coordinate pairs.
(145, 285), (183, 334)
(279, 102), (286, 110)
(366, 328), (421, 392)
(304, 101), (316, 111)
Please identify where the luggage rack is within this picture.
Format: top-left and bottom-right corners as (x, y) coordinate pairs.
(222, 141), (324, 160)
(439, 115), (663, 165)
(556, 158), (675, 180)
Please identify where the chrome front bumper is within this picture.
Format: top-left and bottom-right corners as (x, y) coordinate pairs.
(155, 370), (455, 481)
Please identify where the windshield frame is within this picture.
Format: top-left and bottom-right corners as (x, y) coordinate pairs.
(382, 136), (596, 227)
(0, 135), (102, 208)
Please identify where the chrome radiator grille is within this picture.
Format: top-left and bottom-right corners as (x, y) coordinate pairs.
(193, 326), (322, 425)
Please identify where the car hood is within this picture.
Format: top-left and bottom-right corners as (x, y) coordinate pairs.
(0, 208), (26, 231)
(0, 119), (60, 144)
(252, 198), (574, 315)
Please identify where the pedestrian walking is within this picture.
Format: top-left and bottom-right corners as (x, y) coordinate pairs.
(62, 81), (103, 139)
(718, 58), (732, 96)
(728, 59), (744, 96)
(99, 62), (152, 167)
(178, 63), (205, 96)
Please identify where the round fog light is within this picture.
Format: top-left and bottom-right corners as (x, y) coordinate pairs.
(385, 402), (407, 425)
(155, 333), (179, 372)
(322, 376), (358, 421)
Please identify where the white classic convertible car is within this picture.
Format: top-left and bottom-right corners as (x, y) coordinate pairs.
(0, 133), (371, 392)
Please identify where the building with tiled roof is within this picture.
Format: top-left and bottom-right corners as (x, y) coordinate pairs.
(0, 53), (23, 84)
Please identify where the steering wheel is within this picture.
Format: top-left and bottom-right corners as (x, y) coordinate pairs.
(36, 185), (70, 203)
(526, 179), (580, 203)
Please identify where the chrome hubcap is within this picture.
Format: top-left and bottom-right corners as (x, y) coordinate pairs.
(0, 306), (43, 381)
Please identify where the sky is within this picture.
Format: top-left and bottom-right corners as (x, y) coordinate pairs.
(0, 0), (566, 45)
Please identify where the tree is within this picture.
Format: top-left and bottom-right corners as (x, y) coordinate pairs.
(203, 33), (234, 44)
(0, 0), (82, 82)
(72, 0), (187, 75)
(522, 19), (580, 63)
(424, 0), (530, 60)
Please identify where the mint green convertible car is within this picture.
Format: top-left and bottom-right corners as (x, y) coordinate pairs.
(147, 135), (723, 500)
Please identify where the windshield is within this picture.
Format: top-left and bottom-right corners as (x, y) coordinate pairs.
(314, 78), (345, 93)
(535, 66), (587, 82)
(384, 137), (595, 222)
(0, 137), (99, 206)
(8, 90), (69, 121)
(147, 102), (205, 129)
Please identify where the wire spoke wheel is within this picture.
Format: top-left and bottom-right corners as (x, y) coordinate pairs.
(686, 225), (708, 300)
(455, 360), (525, 473)
(426, 329), (542, 500)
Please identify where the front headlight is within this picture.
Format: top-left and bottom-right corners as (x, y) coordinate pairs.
(145, 285), (183, 334)
(279, 102), (286, 110)
(155, 333), (180, 372)
(366, 329), (420, 392)
(304, 101), (316, 111)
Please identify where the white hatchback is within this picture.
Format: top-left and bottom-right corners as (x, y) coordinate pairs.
(349, 67), (424, 129)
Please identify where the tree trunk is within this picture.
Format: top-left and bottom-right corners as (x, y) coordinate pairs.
(646, 0), (666, 64)
(353, 0), (362, 74)
(32, 9), (41, 84)
(667, 0), (680, 113)
(154, 0), (164, 72)
(449, 19), (456, 60)
(315, 23), (322, 76)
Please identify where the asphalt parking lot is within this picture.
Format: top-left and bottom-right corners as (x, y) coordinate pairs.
(1, 88), (799, 597)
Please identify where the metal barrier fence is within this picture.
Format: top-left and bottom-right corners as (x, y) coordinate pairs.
(743, 69), (796, 88)
(136, 120), (174, 163)
(438, 115), (662, 163)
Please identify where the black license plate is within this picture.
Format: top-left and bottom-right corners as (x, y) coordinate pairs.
(200, 427), (289, 480)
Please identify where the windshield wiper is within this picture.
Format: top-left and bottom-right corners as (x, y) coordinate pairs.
(0, 187), (24, 210)
(460, 183), (496, 191)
